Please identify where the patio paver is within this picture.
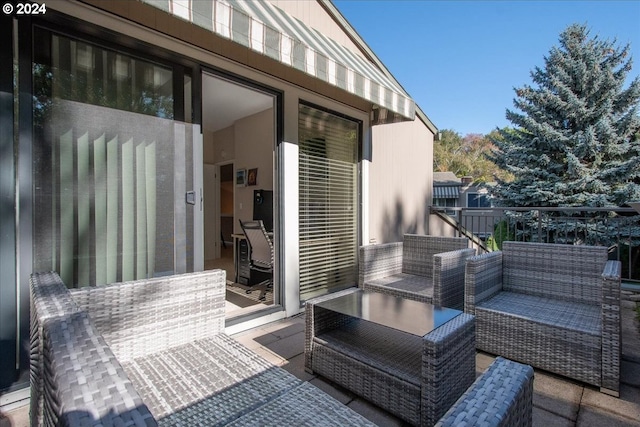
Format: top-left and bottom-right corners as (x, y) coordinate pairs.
(533, 407), (574, 427)
(532, 371), (582, 421)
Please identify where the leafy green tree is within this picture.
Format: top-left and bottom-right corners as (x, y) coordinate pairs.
(433, 129), (467, 176)
(488, 23), (640, 208)
(434, 129), (512, 183)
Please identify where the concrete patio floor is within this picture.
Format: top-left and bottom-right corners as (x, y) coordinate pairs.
(2, 294), (639, 426)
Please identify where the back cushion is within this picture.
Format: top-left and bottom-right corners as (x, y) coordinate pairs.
(502, 242), (607, 304)
(71, 270), (226, 361)
(402, 235), (468, 277)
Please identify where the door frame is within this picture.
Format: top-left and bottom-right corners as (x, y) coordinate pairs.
(216, 161), (235, 256)
(204, 160), (234, 261)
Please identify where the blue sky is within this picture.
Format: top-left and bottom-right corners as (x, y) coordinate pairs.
(333, 1), (640, 136)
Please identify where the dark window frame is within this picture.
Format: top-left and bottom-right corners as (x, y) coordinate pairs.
(31, 10), (199, 124)
(467, 192), (491, 208)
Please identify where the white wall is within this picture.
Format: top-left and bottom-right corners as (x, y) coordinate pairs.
(233, 109), (275, 233)
(204, 126), (234, 165)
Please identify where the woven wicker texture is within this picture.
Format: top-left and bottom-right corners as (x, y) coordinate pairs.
(32, 271), (375, 426)
(465, 242), (621, 394)
(306, 290), (476, 426)
(314, 319), (423, 384)
(41, 311), (156, 427)
(422, 313), (477, 427)
(123, 334), (300, 423)
(359, 235), (475, 309)
(71, 270), (226, 362)
(435, 357), (534, 427)
(502, 242), (607, 304)
(30, 271), (83, 427)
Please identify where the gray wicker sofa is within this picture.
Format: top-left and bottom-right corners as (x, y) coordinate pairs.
(30, 270), (376, 426)
(465, 241), (621, 396)
(359, 235), (475, 309)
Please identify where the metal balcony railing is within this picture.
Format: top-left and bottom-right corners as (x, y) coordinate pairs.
(430, 206), (640, 283)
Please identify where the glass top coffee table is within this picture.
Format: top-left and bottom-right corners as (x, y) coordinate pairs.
(314, 288), (463, 337)
(305, 288), (476, 426)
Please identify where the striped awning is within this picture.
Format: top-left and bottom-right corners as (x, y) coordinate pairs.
(141, 0), (416, 124)
(433, 186), (460, 199)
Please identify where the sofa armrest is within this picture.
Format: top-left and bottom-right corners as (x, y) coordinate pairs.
(41, 311), (157, 427)
(30, 271), (82, 427)
(70, 270), (227, 361)
(433, 248), (476, 309)
(358, 242), (403, 285)
(435, 357), (534, 427)
(464, 251), (503, 314)
(601, 260), (622, 395)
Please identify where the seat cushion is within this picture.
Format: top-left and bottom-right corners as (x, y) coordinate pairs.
(475, 291), (603, 386)
(122, 334), (301, 425)
(477, 291), (600, 336)
(364, 273), (433, 301)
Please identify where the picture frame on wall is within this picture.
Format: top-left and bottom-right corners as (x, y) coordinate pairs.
(236, 169), (247, 187)
(248, 168), (258, 186)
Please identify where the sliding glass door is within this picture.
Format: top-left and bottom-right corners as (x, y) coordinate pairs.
(32, 30), (201, 287)
(298, 104), (359, 301)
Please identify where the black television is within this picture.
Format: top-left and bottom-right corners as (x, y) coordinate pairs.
(253, 189), (273, 233)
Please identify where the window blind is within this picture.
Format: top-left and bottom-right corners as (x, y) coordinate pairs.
(298, 104), (358, 301)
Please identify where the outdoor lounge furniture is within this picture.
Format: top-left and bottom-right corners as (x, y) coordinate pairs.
(359, 235), (475, 309)
(465, 241), (621, 396)
(305, 288), (476, 426)
(435, 356), (534, 427)
(30, 270), (376, 427)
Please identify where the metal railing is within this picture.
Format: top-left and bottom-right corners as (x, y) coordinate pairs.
(430, 206), (640, 283)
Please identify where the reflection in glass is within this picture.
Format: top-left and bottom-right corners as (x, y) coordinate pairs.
(316, 290), (462, 337)
(32, 31), (195, 288)
(43, 35), (173, 118)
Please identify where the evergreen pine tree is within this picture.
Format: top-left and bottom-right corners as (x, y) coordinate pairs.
(488, 24), (640, 207)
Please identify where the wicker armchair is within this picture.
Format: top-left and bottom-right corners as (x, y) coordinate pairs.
(465, 241), (621, 396)
(359, 235), (475, 309)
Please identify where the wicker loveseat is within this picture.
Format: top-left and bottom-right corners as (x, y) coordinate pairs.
(464, 241), (621, 396)
(30, 270), (376, 426)
(359, 235), (475, 309)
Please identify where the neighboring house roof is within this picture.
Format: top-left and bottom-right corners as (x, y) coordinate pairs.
(433, 172), (461, 199)
(433, 172), (462, 186)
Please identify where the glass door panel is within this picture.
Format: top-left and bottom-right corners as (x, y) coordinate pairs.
(298, 104), (359, 301)
(33, 31), (200, 287)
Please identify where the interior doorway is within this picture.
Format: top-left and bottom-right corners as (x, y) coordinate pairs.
(201, 72), (277, 319)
